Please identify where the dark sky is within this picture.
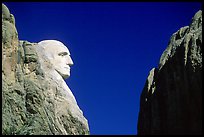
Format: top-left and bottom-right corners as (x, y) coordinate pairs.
(4, 2), (202, 135)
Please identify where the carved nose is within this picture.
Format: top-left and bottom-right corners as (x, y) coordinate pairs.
(67, 57), (74, 66)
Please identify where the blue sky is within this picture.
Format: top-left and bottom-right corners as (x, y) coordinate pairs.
(4, 2), (202, 135)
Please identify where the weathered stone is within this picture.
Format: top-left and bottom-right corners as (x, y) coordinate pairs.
(23, 41), (38, 63)
(137, 10), (202, 135)
(2, 3), (89, 135)
(2, 19), (18, 48)
(2, 3), (10, 20)
(10, 14), (15, 24)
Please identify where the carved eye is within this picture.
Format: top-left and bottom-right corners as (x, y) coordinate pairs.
(58, 52), (68, 57)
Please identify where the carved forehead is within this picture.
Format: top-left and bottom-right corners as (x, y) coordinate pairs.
(38, 40), (70, 55)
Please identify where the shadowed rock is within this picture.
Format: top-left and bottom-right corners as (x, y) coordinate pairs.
(137, 10), (202, 135)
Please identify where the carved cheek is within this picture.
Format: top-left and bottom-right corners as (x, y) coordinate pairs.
(53, 56), (62, 66)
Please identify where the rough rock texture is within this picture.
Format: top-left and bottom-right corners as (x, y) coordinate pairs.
(2, 4), (89, 135)
(137, 10), (202, 135)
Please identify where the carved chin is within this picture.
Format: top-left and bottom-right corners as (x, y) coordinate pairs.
(55, 69), (70, 79)
(61, 74), (70, 79)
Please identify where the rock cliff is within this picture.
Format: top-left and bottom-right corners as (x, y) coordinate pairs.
(2, 4), (89, 135)
(137, 10), (202, 135)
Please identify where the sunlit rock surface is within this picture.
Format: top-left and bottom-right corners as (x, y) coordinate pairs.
(2, 3), (89, 135)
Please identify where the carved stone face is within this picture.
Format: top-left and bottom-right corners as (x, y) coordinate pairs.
(38, 40), (74, 79)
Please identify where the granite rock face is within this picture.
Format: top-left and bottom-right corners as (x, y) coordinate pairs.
(137, 10), (202, 135)
(2, 4), (89, 135)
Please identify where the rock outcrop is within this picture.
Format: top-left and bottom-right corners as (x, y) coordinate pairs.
(2, 3), (89, 135)
(137, 10), (202, 135)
